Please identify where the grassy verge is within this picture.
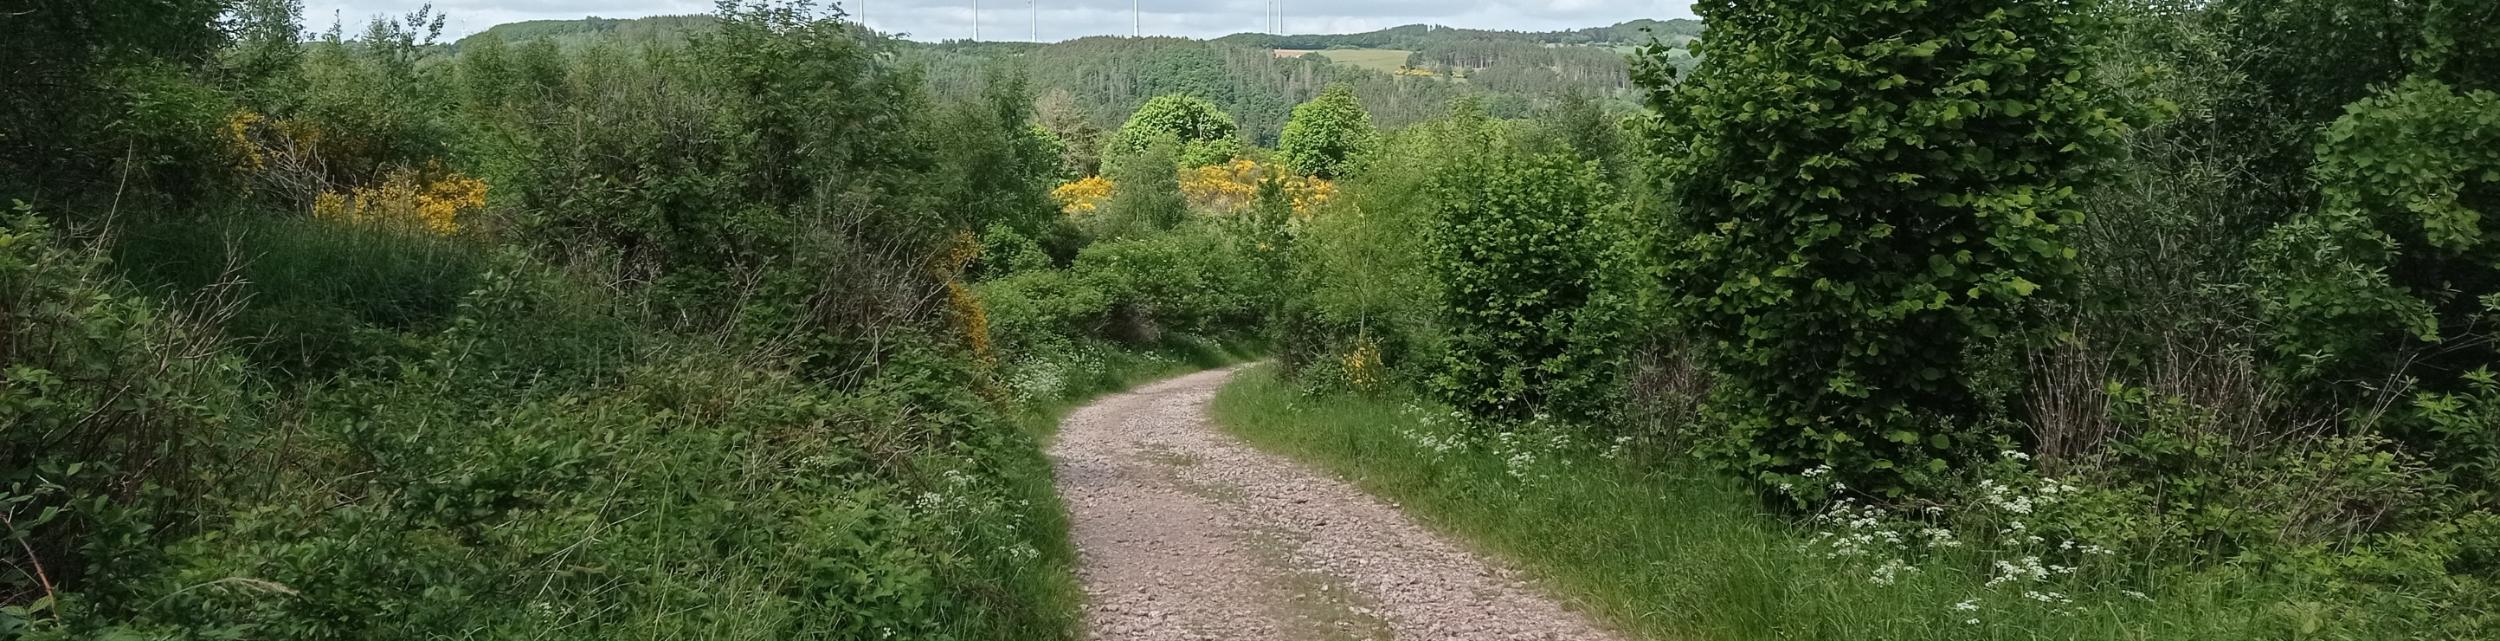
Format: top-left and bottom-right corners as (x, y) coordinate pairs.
(1209, 365), (2312, 641)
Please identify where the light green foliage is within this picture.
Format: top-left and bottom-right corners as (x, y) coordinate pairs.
(1426, 147), (1612, 424)
(1274, 114), (1453, 393)
(1094, 140), (1191, 240)
(1639, 0), (2130, 495)
(1100, 94), (1242, 176)
(1033, 88), (1105, 179)
(1278, 84), (1377, 179)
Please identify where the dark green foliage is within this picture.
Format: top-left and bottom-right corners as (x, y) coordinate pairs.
(0, 211), (260, 621)
(111, 213), (486, 378)
(2251, 79), (2500, 510)
(1426, 147), (1611, 424)
(933, 67), (1063, 237)
(2205, 0), (2500, 224)
(1641, 0), (2130, 495)
(2252, 79), (2500, 388)
(0, 0), (230, 205)
(1278, 84), (1377, 179)
(1075, 222), (1273, 340)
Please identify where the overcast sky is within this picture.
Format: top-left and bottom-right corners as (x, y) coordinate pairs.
(302, 0), (1696, 43)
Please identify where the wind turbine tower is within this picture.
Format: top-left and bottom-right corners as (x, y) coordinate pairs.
(973, 0), (981, 40)
(1133, 0), (1140, 36)
(1030, 0), (1038, 41)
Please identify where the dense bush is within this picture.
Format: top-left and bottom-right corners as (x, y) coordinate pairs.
(1100, 94), (1243, 176)
(1091, 141), (1192, 240)
(1640, 0), (2131, 496)
(1425, 146), (1612, 424)
(1277, 84), (1377, 180)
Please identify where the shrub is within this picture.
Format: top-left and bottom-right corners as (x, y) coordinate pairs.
(1074, 223), (1268, 341)
(1639, 0), (2132, 496)
(2252, 78), (2500, 390)
(1425, 148), (1612, 425)
(111, 213), (488, 378)
(1091, 141), (1190, 240)
(975, 268), (1111, 357)
(0, 210), (254, 622)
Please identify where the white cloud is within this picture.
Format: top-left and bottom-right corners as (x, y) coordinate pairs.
(300, 0), (1694, 42)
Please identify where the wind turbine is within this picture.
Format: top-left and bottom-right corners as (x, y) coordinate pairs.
(973, 0), (981, 40)
(1030, 0), (1037, 41)
(1132, 0), (1139, 37)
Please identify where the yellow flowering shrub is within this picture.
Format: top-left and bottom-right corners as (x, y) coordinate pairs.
(1052, 176), (1115, 216)
(224, 110), (267, 171)
(935, 230), (996, 366)
(311, 165), (487, 235)
(1056, 161), (1336, 222)
(1342, 337), (1383, 393)
(1178, 159), (1336, 217)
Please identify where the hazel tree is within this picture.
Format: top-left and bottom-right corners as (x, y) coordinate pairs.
(1638, 0), (2132, 496)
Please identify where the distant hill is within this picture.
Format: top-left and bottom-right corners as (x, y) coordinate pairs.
(1210, 19), (1703, 50)
(455, 15), (1692, 143)
(452, 15), (715, 50)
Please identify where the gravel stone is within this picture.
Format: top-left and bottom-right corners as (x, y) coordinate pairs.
(1050, 367), (1630, 641)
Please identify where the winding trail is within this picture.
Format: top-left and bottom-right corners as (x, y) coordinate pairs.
(1049, 366), (1629, 641)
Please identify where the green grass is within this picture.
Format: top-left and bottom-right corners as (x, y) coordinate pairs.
(1282, 48), (1414, 74)
(1209, 365), (2317, 641)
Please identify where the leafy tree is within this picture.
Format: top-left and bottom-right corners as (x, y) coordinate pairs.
(2253, 78), (2500, 397)
(1101, 94), (1241, 176)
(1640, 0), (2131, 495)
(1427, 144), (1611, 425)
(1278, 84), (1377, 179)
(933, 66), (1061, 237)
(223, 0), (306, 108)
(1034, 88), (1104, 178)
(1095, 140), (1189, 240)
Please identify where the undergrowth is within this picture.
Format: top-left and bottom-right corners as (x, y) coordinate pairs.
(1211, 365), (2476, 641)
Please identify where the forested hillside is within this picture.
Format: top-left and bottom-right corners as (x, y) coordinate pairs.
(449, 14), (1653, 144)
(7, 0), (2497, 640)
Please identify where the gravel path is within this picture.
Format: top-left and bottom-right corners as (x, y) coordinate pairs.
(1048, 366), (1630, 641)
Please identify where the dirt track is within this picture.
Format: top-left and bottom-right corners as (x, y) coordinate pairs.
(1048, 366), (1628, 641)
